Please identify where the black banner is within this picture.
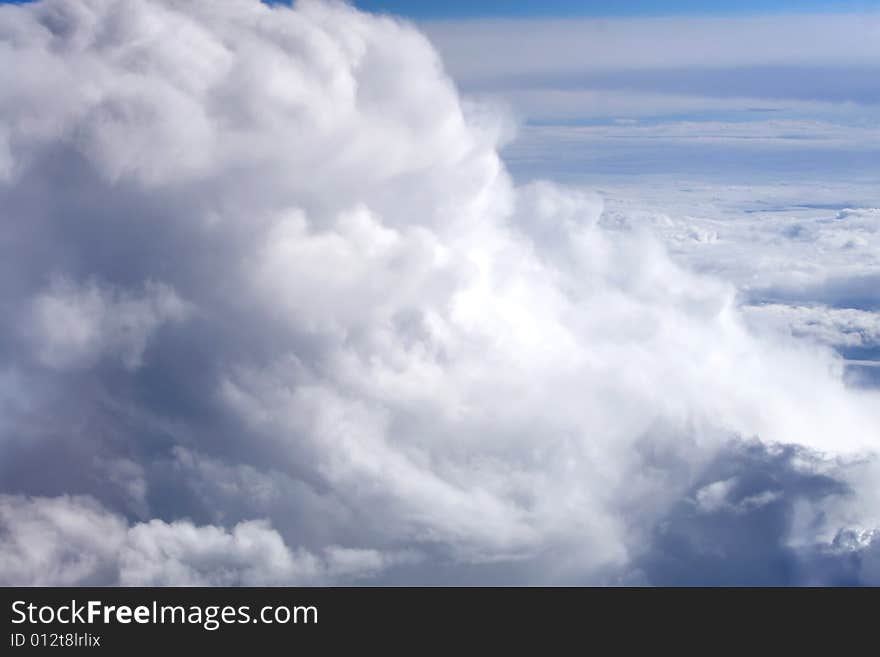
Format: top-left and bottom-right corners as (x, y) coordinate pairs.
(1, 587), (875, 651)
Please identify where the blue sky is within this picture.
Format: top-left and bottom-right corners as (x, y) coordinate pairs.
(414, 6), (880, 191)
(8, 0), (876, 17)
(5, 1), (877, 191)
(3, 0), (880, 14)
(354, 0), (880, 18)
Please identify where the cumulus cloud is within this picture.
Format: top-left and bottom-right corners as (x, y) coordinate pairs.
(24, 277), (190, 370)
(1, 0), (879, 585)
(742, 304), (880, 350)
(0, 495), (399, 585)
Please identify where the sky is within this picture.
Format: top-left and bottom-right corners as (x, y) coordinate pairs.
(1, 0), (880, 587)
(353, 0), (880, 18)
(416, 9), (880, 190)
(5, 0), (880, 13)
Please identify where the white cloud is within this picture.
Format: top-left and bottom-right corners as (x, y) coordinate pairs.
(742, 304), (880, 349)
(0, 494), (127, 586)
(24, 277), (190, 370)
(0, 0), (878, 585)
(694, 477), (780, 515)
(0, 494), (399, 586)
(120, 516), (403, 586)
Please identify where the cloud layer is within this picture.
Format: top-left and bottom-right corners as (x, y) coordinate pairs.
(422, 13), (880, 119)
(1, 0), (880, 585)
